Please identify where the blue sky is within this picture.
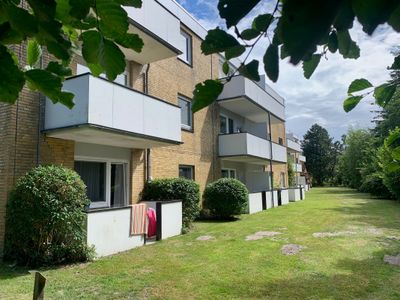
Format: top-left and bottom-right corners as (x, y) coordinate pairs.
(176, 0), (400, 141)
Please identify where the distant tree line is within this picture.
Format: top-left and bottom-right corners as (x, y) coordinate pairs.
(302, 93), (400, 200)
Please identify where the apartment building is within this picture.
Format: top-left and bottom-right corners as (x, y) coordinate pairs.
(286, 133), (308, 188)
(0, 0), (288, 254)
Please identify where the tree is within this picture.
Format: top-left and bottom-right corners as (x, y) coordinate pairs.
(287, 155), (295, 187)
(302, 124), (334, 186)
(338, 128), (375, 189)
(0, 0), (144, 107)
(190, 0), (400, 114)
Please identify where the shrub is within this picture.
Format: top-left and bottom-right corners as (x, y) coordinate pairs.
(4, 165), (93, 266)
(359, 172), (393, 199)
(142, 178), (200, 230)
(203, 178), (248, 219)
(379, 140), (400, 200)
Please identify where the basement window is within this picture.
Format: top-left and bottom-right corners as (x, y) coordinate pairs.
(221, 168), (236, 179)
(179, 165), (195, 180)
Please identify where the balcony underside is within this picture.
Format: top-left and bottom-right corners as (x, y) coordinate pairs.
(220, 155), (270, 165)
(121, 21), (181, 64)
(218, 97), (268, 123)
(44, 124), (181, 149)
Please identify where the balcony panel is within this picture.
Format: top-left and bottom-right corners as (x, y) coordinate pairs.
(293, 163), (302, 172)
(123, 0), (182, 63)
(271, 143), (287, 163)
(218, 76), (285, 122)
(299, 155), (306, 162)
(287, 139), (302, 152)
(44, 74), (181, 148)
(219, 133), (271, 164)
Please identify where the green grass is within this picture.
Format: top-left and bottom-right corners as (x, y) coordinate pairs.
(1, 187), (400, 299)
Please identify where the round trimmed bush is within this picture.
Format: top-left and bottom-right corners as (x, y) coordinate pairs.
(203, 178), (248, 218)
(142, 178), (200, 230)
(4, 165), (93, 266)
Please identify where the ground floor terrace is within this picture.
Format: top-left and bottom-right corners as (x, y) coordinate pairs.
(1, 187), (400, 299)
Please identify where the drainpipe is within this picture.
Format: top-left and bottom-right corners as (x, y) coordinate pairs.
(146, 149), (152, 182)
(268, 112), (274, 208)
(36, 54), (45, 166)
(143, 64), (150, 94)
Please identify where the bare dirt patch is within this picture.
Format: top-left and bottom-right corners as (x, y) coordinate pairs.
(384, 255), (400, 266)
(387, 236), (400, 241)
(313, 231), (357, 238)
(245, 231), (282, 241)
(281, 244), (306, 255)
(196, 235), (214, 241)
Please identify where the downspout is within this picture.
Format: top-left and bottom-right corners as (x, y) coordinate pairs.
(146, 149), (152, 182)
(36, 54), (44, 166)
(268, 112), (274, 208)
(210, 55), (217, 181)
(144, 64), (152, 182)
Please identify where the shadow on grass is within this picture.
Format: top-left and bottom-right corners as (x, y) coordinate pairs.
(214, 247), (400, 299)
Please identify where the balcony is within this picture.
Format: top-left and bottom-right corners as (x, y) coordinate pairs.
(217, 76), (285, 122)
(219, 133), (271, 164)
(44, 74), (182, 148)
(293, 163), (302, 172)
(299, 155), (306, 162)
(287, 139), (301, 152)
(271, 143), (287, 163)
(122, 0), (182, 63)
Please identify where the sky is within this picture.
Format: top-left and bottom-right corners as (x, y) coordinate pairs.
(176, 0), (400, 141)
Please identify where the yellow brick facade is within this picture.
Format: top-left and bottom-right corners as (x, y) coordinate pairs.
(0, 24), (288, 253)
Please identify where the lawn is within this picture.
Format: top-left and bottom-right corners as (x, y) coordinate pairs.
(1, 187), (400, 299)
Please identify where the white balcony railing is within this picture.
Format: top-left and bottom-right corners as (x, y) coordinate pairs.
(218, 76), (285, 122)
(271, 143), (287, 163)
(219, 133), (271, 160)
(299, 155), (306, 162)
(293, 163), (302, 172)
(44, 74), (181, 148)
(287, 139), (302, 152)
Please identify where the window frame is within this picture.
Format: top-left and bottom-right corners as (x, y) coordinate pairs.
(220, 114), (235, 134)
(178, 30), (193, 66)
(75, 155), (130, 209)
(221, 168), (237, 179)
(179, 165), (195, 180)
(179, 95), (193, 131)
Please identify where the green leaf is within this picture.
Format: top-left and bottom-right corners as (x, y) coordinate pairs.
(192, 80), (224, 112)
(69, 0), (91, 20)
(333, 0), (355, 30)
(347, 78), (373, 94)
(392, 147), (400, 160)
(115, 33), (144, 53)
(240, 28), (259, 40)
(343, 95), (363, 112)
(6, 5), (38, 37)
(87, 63), (104, 76)
(0, 22), (24, 44)
(252, 14), (273, 32)
(115, 0), (142, 8)
(386, 130), (400, 147)
(96, 0), (128, 35)
(390, 55), (400, 69)
(238, 60), (260, 81)
(352, 0), (399, 35)
(218, 0), (261, 28)
(263, 44), (279, 82)
(201, 28), (240, 55)
(46, 61), (72, 77)
(303, 54), (321, 79)
(280, 45), (289, 59)
(327, 31), (338, 53)
(24, 69), (75, 108)
(278, 0), (342, 65)
(225, 45), (245, 60)
(388, 5), (400, 32)
(0, 45), (25, 104)
(374, 83), (396, 107)
(82, 30), (126, 81)
(386, 161), (400, 172)
(27, 39), (42, 67)
(222, 61), (229, 75)
(337, 30), (360, 59)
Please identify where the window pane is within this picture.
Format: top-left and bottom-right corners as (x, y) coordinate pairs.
(220, 116), (227, 134)
(179, 30), (192, 64)
(179, 166), (194, 180)
(228, 118), (234, 134)
(75, 161), (106, 203)
(111, 164), (126, 207)
(221, 169), (229, 178)
(114, 73), (127, 86)
(230, 170), (236, 178)
(179, 97), (192, 128)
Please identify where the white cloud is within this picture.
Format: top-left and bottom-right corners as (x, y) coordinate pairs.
(176, 1), (400, 140)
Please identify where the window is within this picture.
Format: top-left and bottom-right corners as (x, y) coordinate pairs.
(221, 168), (236, 179)
(179, 30), (192, 65)
(280, 172), (286, 188)
(220, 115), (234, 134)
(179, 165), (195, 180)
(278, 137), (284, 145)
(75, 158), (128, 209)
(179, 96), (193, 130)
